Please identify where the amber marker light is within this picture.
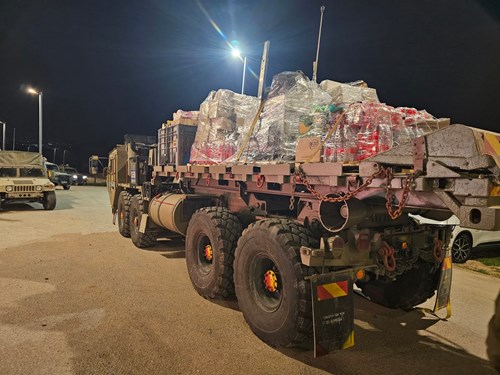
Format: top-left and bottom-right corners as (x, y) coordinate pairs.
(356, 269), (365, 280)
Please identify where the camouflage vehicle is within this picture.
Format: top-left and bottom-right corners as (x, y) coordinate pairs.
(45, 161), (72, 190)
(0, 151), (56, 210)
(59, 165), (88, 185)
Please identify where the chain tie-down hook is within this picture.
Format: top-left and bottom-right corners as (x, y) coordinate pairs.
(379, 241), (397, 272)
(256, 175), (265, 188)
(433, 238), (445, 262)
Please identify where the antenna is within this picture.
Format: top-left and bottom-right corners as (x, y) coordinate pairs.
(312, 5), (326, 83)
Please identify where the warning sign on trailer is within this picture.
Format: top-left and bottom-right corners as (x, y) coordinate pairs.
(310, 272), (354, 357)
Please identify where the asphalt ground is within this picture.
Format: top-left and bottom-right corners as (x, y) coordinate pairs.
(0, 186), (499, 374)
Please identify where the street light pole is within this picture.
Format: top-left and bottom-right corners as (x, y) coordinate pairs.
(1, 121), (5, 150)
(38, 92), (43, 155)
(241, 56), (247, 95)
(26, 87), (43, 155)
(231, 48), (247, 95)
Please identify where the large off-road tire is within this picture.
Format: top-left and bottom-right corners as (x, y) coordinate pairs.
(451, 232), (472, 263)
(63, 184), (70, 190)
(129, 195), (157, 248)
(359, 260), (439, 310)
(117, 191), (132, 237)
(233, 219), (318, 348)
(185, 207), (243, 299)
(42, 191), (56, 210)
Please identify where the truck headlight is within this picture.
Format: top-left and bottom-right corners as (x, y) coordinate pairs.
(35, 185), (43, 191)
(83, 175), (87, 179)
(73, 175), (78, 179)
(6, 185), (13, 192)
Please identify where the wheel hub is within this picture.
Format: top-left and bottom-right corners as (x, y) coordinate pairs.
(453, 237), (470, 261)
(204, 244), (213, 261)
(263, 270), (278, 293)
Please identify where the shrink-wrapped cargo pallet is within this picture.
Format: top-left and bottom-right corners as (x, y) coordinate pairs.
(190, 89), (260, 164)
(235, 71), (332, 163)
(323, 102), (449, 163)
(189, 70), (449, 165)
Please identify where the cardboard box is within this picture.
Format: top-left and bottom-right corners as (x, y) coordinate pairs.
(295, 136), (322, 163)
(418, 117), (450, 133)
(210, 117), (235, 131)
(320, 80), (379, 104)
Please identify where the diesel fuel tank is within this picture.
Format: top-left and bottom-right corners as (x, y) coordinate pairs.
(149, 193), (212, 235)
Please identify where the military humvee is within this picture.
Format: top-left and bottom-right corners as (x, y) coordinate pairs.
(45, 161), (72, 190)
(0, 151), (56, 210)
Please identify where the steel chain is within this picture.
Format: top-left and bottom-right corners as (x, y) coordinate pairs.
(295, 165), (420, 219)
(289, 174), (296, 210)
(385, 169), (419, 220)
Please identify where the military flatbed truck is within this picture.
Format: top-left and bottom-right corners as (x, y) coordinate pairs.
(106, 120), (499, 354)
(0, 151), (56, 210)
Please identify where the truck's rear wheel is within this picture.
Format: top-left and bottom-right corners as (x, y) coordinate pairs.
(43, 191), (56, 210)
(185, 207), (242, 299)
(359, 260), (439, 309)
(234, 219), (317, 348)
(63, 184), (70, 190)
(117, 191), (132, 237)
(130, 195), (157, 248)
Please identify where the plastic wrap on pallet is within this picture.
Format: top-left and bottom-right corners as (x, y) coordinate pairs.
(171, 110), (199, 126)
(235, 71), (332, 163)
(323, 102), (445, 163)
(320, 80), (379, 105)
(190, 89), (260, 164)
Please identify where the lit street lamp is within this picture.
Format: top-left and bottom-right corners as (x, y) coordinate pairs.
(232, 48), (247, 95)
(26, 87), (43, 154)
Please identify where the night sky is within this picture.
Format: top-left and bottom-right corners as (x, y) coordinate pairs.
(1, 0), (499, 171)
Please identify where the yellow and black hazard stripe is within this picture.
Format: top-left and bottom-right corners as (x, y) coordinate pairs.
(483, 132), (500, 157)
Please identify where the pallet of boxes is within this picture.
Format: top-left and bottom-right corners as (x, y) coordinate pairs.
(187, 71), (450, 166)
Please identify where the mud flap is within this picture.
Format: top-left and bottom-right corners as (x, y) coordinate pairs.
(433, 253), (453, 319)
(310, 272), (355, 357)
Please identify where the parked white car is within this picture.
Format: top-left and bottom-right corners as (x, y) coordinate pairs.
(410, 214), (500, 263)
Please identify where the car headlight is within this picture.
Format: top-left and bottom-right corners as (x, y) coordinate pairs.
(83, 175), (87, 179)
(35, 185), (43, 191)
(6, 185), (13, 192)
(72, 175), (78, 179)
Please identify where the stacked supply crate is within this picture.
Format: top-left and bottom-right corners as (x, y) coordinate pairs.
(158, 123), (197, 166)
